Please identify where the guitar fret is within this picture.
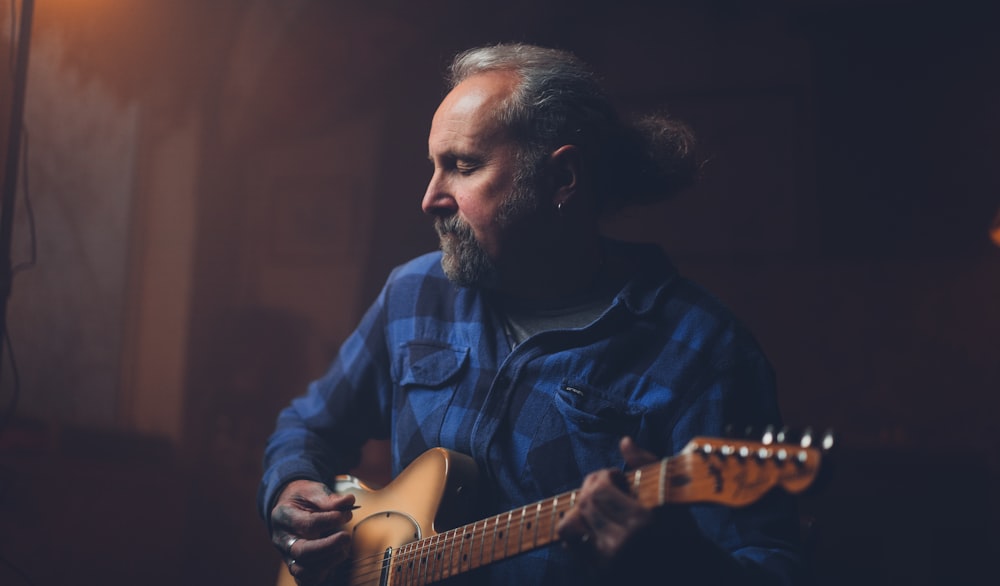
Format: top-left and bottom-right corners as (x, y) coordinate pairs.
(458, 525), (469, 574)
(411, 540), (421, 586)
(418, 536), (428, 586)
(549, 496), (559, 544)
(455, 527), (464, 577)
(478, 519), (487, 564)
(391, 543), (401, 586)
(423, 533), (437, 585)
(439, 532), (448, 583)
(433, 530), (443, 581)
(659, 458), (667, 504)
(395, 541), (406, 586)
(471, 520), (480, 570)
(398, 542), (411, 586)
(441, 530), (451, 580)
(503, 510), (513, 559)
(487, 516), (497, 564)
(403, 540), (415, 586)
(490, 514), (499, 563)
(418, 539), (426, 586)
(489, 517), (496, 563)
(413, 537), (424, 586)
(468, 523), (476, 571)
(481, 518), (489, 566)
(532, 502), (542, 548)
(442, 532), (452, 580)
(517, 506), (527, 556)
(486, 518), (493, 564)
(420, 537), (430, 586)
(449, 525), (457, 574)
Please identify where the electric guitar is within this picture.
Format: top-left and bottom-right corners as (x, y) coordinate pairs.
(276, 430), (831, 586)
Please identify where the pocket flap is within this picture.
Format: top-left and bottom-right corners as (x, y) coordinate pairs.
(398, 341), (469, 388)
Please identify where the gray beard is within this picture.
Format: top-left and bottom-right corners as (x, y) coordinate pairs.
(434, 178), (539, 289)
(435, 215), (499, 288)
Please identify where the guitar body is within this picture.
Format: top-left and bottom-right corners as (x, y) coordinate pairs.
(277, 448), (479, 586)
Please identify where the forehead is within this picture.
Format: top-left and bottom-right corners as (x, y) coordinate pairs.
(429, 70), (519, 153)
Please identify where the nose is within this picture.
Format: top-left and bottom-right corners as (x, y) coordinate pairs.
(421, 170), (456, 217)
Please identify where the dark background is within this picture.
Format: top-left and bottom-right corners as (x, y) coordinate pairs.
(1, 1), (998, 585)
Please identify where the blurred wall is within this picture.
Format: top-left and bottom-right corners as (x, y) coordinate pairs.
(0, 1), (998, 585)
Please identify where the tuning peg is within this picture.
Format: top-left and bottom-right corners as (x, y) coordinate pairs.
(775, 447), (789, 466)
(821, 429), (836, 451)
(776, 426), (790, 443)
(800, 427), (814, 448)
(761, 425), (776, 445)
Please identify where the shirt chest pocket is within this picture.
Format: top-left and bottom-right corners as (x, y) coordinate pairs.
(555, 380), (646, 436)
(523, 380), (647, 494)
(392, 340), (470, 465)
(396, 340), (469, 389)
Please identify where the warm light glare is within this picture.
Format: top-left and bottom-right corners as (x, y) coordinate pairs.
(992, 207), (1000, 248)
(36, 0), (139, 32)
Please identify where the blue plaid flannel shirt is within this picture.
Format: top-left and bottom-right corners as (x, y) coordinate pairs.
(259, 239), (804, 585)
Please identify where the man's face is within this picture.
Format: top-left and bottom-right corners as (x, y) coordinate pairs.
(422, 71), (538, 288)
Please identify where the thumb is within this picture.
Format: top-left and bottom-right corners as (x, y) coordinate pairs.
(620, 436), (658, 469)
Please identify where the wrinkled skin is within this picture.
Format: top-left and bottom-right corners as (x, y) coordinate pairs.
(270, 479), (356, 585)
(555, 437), (658, 565)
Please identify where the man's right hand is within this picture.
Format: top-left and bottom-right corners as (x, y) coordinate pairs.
(270, 479), (356, 585)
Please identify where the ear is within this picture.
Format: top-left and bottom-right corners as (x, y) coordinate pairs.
(546, 144), (581, 208)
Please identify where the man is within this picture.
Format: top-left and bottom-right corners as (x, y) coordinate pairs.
(258, 43), (805, 585)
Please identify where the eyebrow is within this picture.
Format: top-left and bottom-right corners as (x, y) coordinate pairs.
(428, 148), (483, 164)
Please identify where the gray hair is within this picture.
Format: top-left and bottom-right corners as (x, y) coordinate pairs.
(448, 43), (700, 215)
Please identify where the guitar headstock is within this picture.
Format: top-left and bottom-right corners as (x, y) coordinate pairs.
(674, 427), (834, 507)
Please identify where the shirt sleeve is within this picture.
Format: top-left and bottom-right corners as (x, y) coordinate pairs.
(256, 281), (394, 527)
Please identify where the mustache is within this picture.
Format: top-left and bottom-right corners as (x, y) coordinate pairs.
(435, 215), (473, 238)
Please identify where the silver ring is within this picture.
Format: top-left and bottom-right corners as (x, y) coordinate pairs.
(285, 535), (300, 555)
(287, 559), (297, 568)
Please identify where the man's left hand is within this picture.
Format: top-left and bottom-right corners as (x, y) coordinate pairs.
(555, 436), (657, 563)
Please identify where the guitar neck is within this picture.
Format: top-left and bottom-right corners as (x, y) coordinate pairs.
(383, 436), (821, 586)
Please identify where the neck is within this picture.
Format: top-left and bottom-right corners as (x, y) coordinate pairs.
(494, 232), (605, 308)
